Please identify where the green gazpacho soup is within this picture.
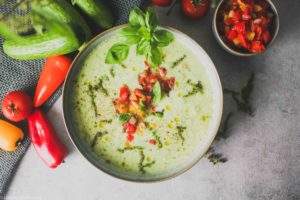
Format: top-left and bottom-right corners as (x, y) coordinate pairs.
(70, 31), (216, 179)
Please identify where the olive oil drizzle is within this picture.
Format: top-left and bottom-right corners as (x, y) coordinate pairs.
(117, 146), (156, 174)
(110, 67), (115, 77)
(176, 126), (186, 145)
(184, 79), (204, 97)
(91, 131), (108, 149)
(171, 54), (187, 69)
(87, 78), (109, 116)
(152, 131), (163, 148)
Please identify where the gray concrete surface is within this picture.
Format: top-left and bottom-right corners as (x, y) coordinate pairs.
(5, 0), (300, 199)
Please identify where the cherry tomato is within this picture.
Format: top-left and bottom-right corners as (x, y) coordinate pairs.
(0, 120), (24, 151)
(181, 0), (210, 19)
(151, 0), (172, 7)
(149, 139), (157, 145)
(119, 85), (130, 103)
(34, 55), (72, 107)
(2, 91), (33, 122)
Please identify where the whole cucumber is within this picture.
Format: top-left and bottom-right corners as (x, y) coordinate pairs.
(73, 0), (114, 29)
(3, 31), (82, 60)
(31, 0), (92, 41)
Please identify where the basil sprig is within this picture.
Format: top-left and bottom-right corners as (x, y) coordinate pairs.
(105, 7), (174, 67)
(152, 82), (162, 104)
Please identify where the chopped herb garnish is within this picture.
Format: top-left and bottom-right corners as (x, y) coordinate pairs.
(138, 149), (146, 173)
(171, 54), (187, 68)
(119, 113), (131, 123)
(100, 119), (112, 124)
(90, 131), (108, 149)
(155, 109), (164, 118)
(120, 63), (127, 68)
(152, 131), (163, 148)
(87, 85), (98, 117)
(184, 80), (204, 97)
(110, 67), (115, 77)
(152, 82), (162, 104)
(94, 79), (109, 96)
(101, 75), (109, 81)
(87, 79), (109, 116)
(142, 160), (155, 168)
(176, 126), (186, 145)
(117, 146), (155, 174)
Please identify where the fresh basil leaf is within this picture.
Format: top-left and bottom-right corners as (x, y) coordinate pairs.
(146, 46), (162, 67)
(122, 35), (141, 45)
(119, 113), (131, 123)
(155, 110), (164, 118)
(152, 82), (161, 104)
(105, 43), (129, 64)
(137, 26), (151, 40)
(145, 7), (158, 31)
(153, 30), (174, 47)
(119, 26), (139, 36)
(129, 7), (145, 27)
(137, 39), (151, 55)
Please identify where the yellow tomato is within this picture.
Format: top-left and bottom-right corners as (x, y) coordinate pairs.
(0, 120), (24, 152)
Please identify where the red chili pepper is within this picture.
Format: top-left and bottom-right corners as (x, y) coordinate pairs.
(34, 56), (72, 107)
(28, 109), (68, 168)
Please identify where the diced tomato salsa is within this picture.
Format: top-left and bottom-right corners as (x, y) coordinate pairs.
(113, 62), (175, 143)
(217, 0), (274, 53)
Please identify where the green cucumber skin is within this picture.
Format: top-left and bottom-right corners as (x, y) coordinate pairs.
(3, 32), (80, 60)
(32, 0), (92, 41)
(74, 0), (114, 29)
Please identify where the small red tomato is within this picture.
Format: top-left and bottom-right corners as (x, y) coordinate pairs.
(151, 0), (172, 7)
(149, 139), (157, 145)
(263, 31), (271, 44)
(119, 85), (130, 103)
(250, 41), (265, 53)
(126, 134), (134, 142)
(238, 34), (248, 48)
(2, 91), (33, 122)
(123, 122), (137, 134)
(233, 22), (246, 34)
(181, 0), (210, 19)
(227, 30), (238, 41)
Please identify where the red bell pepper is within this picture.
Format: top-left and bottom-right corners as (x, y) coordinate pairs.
(28, 109), (68, 168)
(34, 55), (72, 107)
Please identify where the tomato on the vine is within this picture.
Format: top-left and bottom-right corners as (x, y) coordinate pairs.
(181, 0), (210, 19)
(152, 0), (173, 7)
(2, 91), (33, 122)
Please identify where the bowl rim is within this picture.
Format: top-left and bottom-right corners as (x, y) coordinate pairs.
(212, 0), (280, 57)
(62, 24), (224, 182)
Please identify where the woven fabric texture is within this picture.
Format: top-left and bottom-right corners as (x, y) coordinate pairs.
(0, 0), (144, 196)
